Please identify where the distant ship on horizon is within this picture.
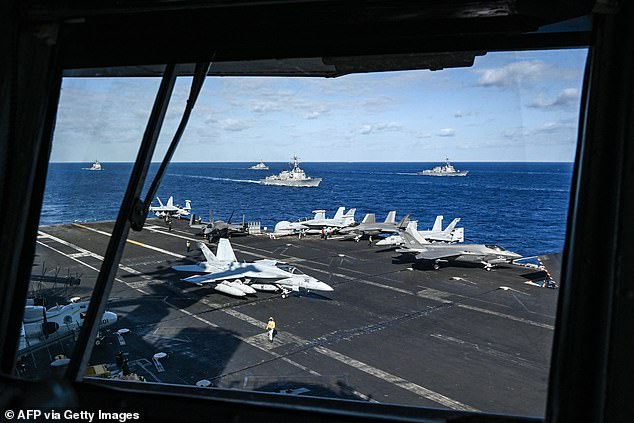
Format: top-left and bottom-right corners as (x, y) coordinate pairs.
(82, 160), (103, 171)
(249, 160), (269, 170)
(417, 158), (468, 177)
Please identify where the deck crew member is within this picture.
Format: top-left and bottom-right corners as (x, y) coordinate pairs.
(265, 317), (276, 342)
(186, 240), (191, 252)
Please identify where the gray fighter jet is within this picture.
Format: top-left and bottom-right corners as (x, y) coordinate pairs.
(376, 217), (463, 246)
(338, 211), (409, 240)
(173, 239), (333, 298)
(397, 224), (521, 270)
(273, 207), (356, 235)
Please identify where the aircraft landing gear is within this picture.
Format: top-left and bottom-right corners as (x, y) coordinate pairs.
(432, 262), (441, 270)
(94, 330), (105, 346)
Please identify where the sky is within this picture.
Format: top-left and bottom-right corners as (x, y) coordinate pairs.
(51, 48), (587, 162)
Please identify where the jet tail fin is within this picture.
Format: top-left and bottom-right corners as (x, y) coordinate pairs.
(362, 213), (376, 224)
(432, 215), (443, 232)
(401, 222), (429, 248)
(396, 214), (410, 229)
(184, 200), (191, 210)
(384, 211), (396, 224)
(312, 209), (326, 220)
(167, 196), (174, 208)
(198, 242), (217, 263)
(442, 218), (461, 234)
(333, 207), (346, 219)
(216, 238), (238, 262)
(157, 197), (164, 207)
(342, 208), (356, 225)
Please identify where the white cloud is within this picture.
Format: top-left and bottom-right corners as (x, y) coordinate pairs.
(305, 105), (330, 120)
(528, 88), (580, 109)
(503, 119), (577, 141)
(476, 60), (551, 87)
(359, 122), (402, 135)
(438, 128), (455, 137)
(533, 120), (575, 134)
(251, 101), (283, 113)
(219, 118), (250, 132)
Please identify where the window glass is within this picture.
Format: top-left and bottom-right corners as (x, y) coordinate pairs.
(20, 49), (586, 416)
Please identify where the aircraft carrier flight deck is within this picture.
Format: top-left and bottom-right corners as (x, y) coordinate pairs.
(26, 218), (558, 416)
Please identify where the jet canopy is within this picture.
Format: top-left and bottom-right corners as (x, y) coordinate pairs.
(277, 264), (303, 274)
(485, 245), (507, 252)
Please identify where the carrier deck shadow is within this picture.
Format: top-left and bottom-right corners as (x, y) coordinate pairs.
(27, 218), (558, 416)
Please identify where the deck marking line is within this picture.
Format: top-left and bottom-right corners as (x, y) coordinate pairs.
(313, 346), (478, 412)
(73, 223), (186, 259)
(217, 308), (476, 411)
(37, 232), (153, 295)
(162, 299), (320, 376)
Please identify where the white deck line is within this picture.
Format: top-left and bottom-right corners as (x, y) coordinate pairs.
(219, 308), (477, 411)
(161, 298), (321, 377)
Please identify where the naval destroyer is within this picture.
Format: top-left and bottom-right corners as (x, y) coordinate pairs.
(417, 158), (468, 176)
(82, 160), (103, 171)
(249, 161), (269, 170)
(260, 156), (321, 187)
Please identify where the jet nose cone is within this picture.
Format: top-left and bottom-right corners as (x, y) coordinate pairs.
(312, 279), (334, 292)
(103, 311), (118, 325)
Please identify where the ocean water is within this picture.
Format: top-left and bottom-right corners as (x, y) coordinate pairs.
(41, 162), (574, 256)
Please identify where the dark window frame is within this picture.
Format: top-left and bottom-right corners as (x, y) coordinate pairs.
(1, 2), (632, 422)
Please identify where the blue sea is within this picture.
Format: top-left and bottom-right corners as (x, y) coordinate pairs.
(41, 162), (574, 256)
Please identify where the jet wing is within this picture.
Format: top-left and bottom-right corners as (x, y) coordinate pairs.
(395, 247), (421, 254)
(255, 259), (278, 266)
(183, 267), (281, 283)
(414, 251), (462, 261)
(172, 264), (205, 272)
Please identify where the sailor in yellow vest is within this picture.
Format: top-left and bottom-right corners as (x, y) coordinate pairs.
(265, 317), (276, 342)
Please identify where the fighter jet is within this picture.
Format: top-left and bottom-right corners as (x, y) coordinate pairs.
(191, 211), (249, 241)
(396, 223), (521, 270)
(338, 211), (409, 240)
(376, 217), (464, 246)
(273, 207), (356, 235)
(172, 239), (334, 298)
(203, 220), (248, 241)
(149, 196), (192, 220)
(19, 300), (118, 354)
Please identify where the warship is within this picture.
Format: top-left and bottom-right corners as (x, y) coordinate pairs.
(249, 161), (269, 170)
(261, 156), (321, 187)
(418, 158), (468, 176)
